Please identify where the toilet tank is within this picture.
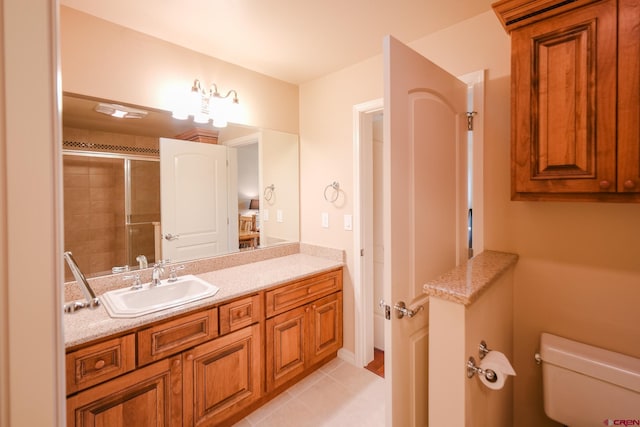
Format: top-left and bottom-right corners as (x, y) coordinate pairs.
(539, 333), (640, 427)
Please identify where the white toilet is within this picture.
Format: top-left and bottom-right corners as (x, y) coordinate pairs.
(539, 332), (640, 426)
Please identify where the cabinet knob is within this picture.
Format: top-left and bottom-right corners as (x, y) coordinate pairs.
(186, 354), (194, 361)
(623, 180), (636, 190)
(173, 359), (181, 367)
(94, 359), (106, 370)
(599, 180), (611, 190)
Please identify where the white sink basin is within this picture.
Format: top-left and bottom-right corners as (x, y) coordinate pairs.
(101, 274), (219, 318)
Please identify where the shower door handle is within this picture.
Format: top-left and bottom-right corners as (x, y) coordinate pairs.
(164, 233), (180, 241)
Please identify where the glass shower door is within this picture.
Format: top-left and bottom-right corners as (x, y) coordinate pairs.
(126, 159), (160, 268)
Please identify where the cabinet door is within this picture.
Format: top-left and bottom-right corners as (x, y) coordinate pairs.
(511, 0), (617, 197)
(182, 324), (262, 426)
(66, 356), (182, 427)
(308, 292), (343, 367)
(617, 0), (640, 194)
(265, 304), (307, 392)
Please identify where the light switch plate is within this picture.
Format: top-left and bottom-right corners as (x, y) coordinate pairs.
(263, 209), (269, 221)
(343, 214), (352, 231)
(276, 209), (283, 223)
(321, 212), (329, 228)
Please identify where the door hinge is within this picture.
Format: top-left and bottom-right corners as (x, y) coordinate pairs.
(360, 249), (364, 257)
(466, 111), (477, 131)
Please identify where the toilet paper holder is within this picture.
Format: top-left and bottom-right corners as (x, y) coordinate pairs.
(467, 356), (498, 383)
(467, 340), (497, 382)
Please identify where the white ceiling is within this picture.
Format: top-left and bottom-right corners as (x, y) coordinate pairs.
(60, 0), (495, 84)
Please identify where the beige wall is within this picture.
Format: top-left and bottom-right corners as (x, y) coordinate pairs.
(300, 9), (640, 425)
(60, 7), (299, 134)
(0, 0), (63, 426)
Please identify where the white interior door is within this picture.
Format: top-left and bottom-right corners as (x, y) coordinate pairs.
(383, 36), (468, 427)
(160, 138), (230, 262)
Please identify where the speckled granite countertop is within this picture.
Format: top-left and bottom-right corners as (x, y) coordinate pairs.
(64, 252), (343, 349)
(423, 250), (518, 306)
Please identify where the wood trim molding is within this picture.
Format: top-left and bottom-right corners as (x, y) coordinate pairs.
(173, 127), (219, 144)
(492, 0), (602, 32)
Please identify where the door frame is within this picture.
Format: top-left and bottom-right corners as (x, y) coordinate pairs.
(353, 98), (384, 368)
(352, 70), (485, 369)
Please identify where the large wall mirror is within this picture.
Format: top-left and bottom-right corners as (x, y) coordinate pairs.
(62, 92), (299, 280)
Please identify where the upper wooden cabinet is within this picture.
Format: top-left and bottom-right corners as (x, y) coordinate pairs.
(493, 0), (640, 202)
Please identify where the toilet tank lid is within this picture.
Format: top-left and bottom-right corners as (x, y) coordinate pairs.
(540, 333), (640, 393)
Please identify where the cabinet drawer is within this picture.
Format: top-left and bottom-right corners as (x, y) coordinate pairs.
(266, 269), (343, 317)
(138, 308), (218, 366)
(219, 293), (262, 335)
(65, 334), (135, 395)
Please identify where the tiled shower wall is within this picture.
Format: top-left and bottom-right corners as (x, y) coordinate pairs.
(63, 155), (126, 280)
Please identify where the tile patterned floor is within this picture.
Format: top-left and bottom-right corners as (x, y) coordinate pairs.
(233, 358), (385, 427)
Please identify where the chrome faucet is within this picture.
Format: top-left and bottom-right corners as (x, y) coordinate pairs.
(136, 254), (148, 269)
(63, 251), (100, 313)
(151, 262), (165, 287)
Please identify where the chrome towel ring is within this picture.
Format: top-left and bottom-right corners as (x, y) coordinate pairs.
(324, 181), (340, 202)
(264, 184), (275, 201)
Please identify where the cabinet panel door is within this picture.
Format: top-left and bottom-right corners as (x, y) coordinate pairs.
(183, 324), (262, 426)
(511, 0), (617, 196)
(67, 356), (182, 427)
(308, 292), (343, 366)
(617, 0), (640, 194)
(265, 305), (307, 392)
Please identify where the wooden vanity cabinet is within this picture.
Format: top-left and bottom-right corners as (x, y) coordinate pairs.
(265, 269), (343, 392)
(493, 0), (640, 202)
(66, 302), (258, 427)
(66, 268), (343, 427)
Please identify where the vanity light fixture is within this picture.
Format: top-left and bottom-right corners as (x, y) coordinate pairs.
(172, 79), (240, 128)
(94, 103), (149, 119)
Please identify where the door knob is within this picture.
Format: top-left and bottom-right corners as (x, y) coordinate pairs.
(393, 301), (424, 319)
(164, 233), (180, 241)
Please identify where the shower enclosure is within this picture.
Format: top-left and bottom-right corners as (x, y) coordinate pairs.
(63, 151), (160, 280)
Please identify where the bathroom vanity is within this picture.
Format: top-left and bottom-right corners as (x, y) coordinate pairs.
(64, 253), (343, 427)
